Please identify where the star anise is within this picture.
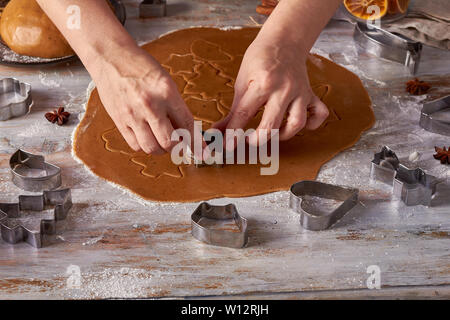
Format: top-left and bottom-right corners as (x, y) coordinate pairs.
(433, 146), (450, 165)
(45, 107), (70, 126)
(406, 78), (431, 95)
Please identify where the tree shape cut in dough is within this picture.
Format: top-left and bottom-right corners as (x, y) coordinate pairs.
(190, 39), (232, 61)
(131, 154), (184, 179)
(102, 128), (136, 156)
(184, 63), (233, 100)
(186, 96), (224, 123)
(162, 54), (198, 75)
(211, 55), (244, 81)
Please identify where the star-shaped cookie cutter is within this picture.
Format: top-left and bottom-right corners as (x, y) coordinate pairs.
(289, 181), (359, 231)
(10, 149), (62, 192)
(0, 78), (33, 121)
(0, 189), (72, 248)
(370, 146), (440, 206)
(191, 202), (248, 248)
(419, 95), (450, 137)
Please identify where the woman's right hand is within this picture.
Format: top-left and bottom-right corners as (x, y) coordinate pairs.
(91, 45), (195, 155)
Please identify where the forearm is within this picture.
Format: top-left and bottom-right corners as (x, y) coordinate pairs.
(257, 0), (342, 55)
(36, 0), (144, 78)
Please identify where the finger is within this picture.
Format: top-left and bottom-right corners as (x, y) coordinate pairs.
(247, 91), (293, 146)
(212, 80), (247, 131)
(226, 83), (267, 130)
(132, 120), (165, 155)
(147, 114), (176, 152)
(279, 97), (308, 141)
(305, 95), (329, 130)
(117, 124), (141, 152)
(167, 96), (206, 160)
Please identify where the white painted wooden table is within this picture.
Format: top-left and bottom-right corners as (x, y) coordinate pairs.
(0, 0), (449, 299)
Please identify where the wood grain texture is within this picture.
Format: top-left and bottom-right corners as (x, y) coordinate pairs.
(0, 0), (449, 299)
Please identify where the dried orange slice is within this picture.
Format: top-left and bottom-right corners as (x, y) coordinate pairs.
(344, 0), (388, 20)
(388, 0), (409, 14)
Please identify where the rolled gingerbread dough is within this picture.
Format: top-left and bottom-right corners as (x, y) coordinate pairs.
(73, 27), (375, 202)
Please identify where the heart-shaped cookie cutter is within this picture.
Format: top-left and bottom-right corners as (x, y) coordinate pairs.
(0, 189), (72, 248)
(10, 149), (62, 192)
(289, 181), (359, 231)
(191, 202), (248, 248)
(0, 78), (33, 121)
(370, 146), (440, 206)
(419, 95), (450, 136)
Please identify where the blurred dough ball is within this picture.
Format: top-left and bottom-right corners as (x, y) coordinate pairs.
(0, 0), (74, 58)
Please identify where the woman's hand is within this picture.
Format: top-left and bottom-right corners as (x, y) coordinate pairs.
(92, 45), (195, 155)
(214, 37), (329, 146)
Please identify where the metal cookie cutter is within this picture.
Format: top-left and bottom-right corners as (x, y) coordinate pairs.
(370, 146), (440, 206)
(139, 0), (167, 18)
(393, 166), (439, 207)
(191, 202), (248, 248)
(0, 189), (72, 248)
(420, 95), (450, 136)
(289, 181), (359, 231)
(0, 78), (32, 121)
(10, 150), (62, 192)
(370, 146), (400, 185)
(354, 22), (422, 74)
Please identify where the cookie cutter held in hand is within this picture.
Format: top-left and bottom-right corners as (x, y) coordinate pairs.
(419, 95), (450, 136)
(370, 146), (440, 206)
(10, 149), (62, 192)
(0, 189), (72, 248)
(0, 78), (33, 121)
(191, 202), (248, 248)
(289, 181), (359, 231)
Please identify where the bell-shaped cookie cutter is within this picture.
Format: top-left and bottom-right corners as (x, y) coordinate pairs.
(353, 22), (422, 74)
(289, 181), (359, 231)
(370, 146), (440, 206)
(10, 149), (62, 192)
(191, 202), (248, 248)
(0, 189), (72, 248)
(0, 78), (33, 121)
(419, 95), (450, 136)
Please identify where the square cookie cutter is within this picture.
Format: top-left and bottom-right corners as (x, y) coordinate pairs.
(10, 149), (62, 192)
(419, 95), (450, 136)
(191, 202), (248, 248)
(0, 78), (33, 121)
(0, 189), (72, 248)
(353, 22), (422, 74)
(289, 181), (359, 231)
(371, 146), (440, 206)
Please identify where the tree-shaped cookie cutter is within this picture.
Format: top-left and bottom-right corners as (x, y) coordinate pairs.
(0, 78), (33, 121)
(289, 181), (359, 231)
(10, 149), (62, 192)
(191, 202), (248, 248)
(371, 146), (440, 206)
(0, 189), (72, 248)
(420, 95), (450, 136)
